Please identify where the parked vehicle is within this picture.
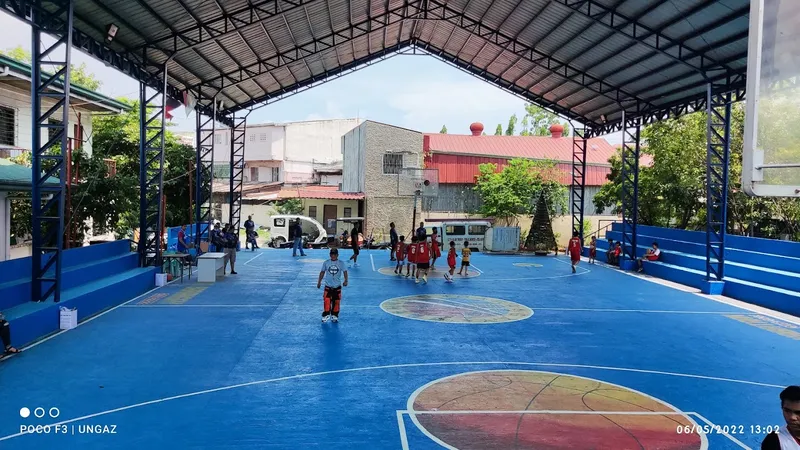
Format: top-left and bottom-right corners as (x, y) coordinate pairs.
(265, 215), (328, 248)
(423, 220), (492, 252)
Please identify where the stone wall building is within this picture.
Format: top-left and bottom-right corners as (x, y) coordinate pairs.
(342, 121), (423, 239)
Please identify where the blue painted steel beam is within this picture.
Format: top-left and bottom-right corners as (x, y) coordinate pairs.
(194, 96), (216, 248)
(705, 84), (732, 280)
(571, 128), (588, 244)
(30, 0), (72, 303)
(138, 72), (167, 268)
(620, 112), (641, 269)
(228, 116), (247, 235)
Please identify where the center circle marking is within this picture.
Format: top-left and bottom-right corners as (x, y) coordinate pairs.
(380, 295), (532, 323)
(408, 370), (707, 450)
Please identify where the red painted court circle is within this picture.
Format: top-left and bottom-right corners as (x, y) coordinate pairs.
(407, 370), (706, 450)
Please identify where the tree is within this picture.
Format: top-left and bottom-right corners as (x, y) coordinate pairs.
(0, 46), (102, 90)
(521, 103), (570, 137)
(505, 114), (517, 136)
(440, 125), (447, 134)
(473, 158), (567, 226)
(494, 124), (503, 135)
(525, 192), (557, 253)
(276, 199), (303, 215)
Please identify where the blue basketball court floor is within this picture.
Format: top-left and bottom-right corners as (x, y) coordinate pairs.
(1, 249), (798, 449)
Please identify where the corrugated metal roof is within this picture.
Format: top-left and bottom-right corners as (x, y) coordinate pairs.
(279, 185), (365, 200)
(425, 131), (618, 166)
(429, 154), (611, 186)
(46, 0), (752, 130)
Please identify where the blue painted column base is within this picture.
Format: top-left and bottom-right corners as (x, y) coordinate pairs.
(620, 260), (637, 271)
(701, 280), (725, 295)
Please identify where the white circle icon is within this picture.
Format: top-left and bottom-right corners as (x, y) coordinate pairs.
(34, 407), (45, 418)
(19, 407), (30, 418)
(49, 408), (60, 418)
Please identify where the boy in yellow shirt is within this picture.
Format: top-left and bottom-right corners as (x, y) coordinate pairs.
(457, 241), (471, 276)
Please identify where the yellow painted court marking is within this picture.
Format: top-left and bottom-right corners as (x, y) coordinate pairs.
(136, 293), (169, 305)
(163, 287), (208, 305)
(725, 314), (800, 340)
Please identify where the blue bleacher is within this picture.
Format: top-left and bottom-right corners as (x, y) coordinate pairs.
(0, 240), (157, 347)
(586, 223), (800, 317)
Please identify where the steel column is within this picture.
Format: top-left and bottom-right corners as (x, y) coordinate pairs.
(194, 97), (216, 247)
(30, 0), (72, 303)
(228, 116), (246, 234)
(571, 127), (588, 244)
(138, 67), (168, 268)
(704, 84), (732, 287)
(620, 112), (641, 270)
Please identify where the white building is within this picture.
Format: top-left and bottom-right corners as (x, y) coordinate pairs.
(0, 54), (128, 260)
(212, 118), (362, 186)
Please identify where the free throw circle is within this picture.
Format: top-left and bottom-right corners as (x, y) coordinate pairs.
(408, 370), (706, 450)
(513, 262), (543, 268)
(380, 295), (531, 323)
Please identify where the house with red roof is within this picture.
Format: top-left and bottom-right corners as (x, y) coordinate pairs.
(421, 122), (620, 244)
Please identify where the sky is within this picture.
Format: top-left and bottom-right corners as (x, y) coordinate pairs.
(0, 12), (621, 143)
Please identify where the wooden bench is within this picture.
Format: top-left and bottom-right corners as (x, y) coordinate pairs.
(197, 252), (226, 282)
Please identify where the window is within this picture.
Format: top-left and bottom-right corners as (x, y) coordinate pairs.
(446, 225), (465, 236)
(271, 167), (279, 182)
(343, 207), (352, 218)
(249, 134), (255, 142)
(250, 167), (259, 181)
(382, 153), (403, 174)
(0, 105), (15, 146)
(308, 206), (317, 220)
(274, 218), (285, 227)
(214, 165), (231, 178)
(468, 225), (488, 235)
(260, 133), (267, 141)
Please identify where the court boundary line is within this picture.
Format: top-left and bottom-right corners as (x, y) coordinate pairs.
(243, 252), (264, 265)
(370, 254), (376, 271)
(0, 360), (783, 443)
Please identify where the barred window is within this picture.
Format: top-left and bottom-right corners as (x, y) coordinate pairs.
(0, 105), (15, 146)
(382, 153), (403, 174)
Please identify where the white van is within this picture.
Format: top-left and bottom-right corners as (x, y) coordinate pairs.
(266, 214), (328, 248)
(423, 221), (492, 252)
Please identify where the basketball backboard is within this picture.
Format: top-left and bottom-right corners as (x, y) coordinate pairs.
(743, 0), (800, 197)
(398, 168), (439, 197)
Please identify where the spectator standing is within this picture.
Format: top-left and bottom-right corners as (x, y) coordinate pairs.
(292, 219), (306, 257)
(223, 225), (238, 275)
(348, 224), (360, 266)
(244, 215), (258, 250)
(1, 312), (20, 359)
(389, 222), (398, 261)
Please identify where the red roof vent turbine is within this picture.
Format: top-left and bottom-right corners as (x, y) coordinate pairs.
(469, 122), (484, 136)
(549, 123), (564, 139)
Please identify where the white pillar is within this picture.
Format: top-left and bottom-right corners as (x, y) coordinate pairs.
(0, 191), (9, 262)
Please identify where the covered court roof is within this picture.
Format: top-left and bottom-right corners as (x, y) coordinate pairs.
(2, 0), (750, 133)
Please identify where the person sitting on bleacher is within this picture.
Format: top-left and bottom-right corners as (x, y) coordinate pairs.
(610, 242), (622, 266)
(1, 312), (20, 360)
(637, 242), (661, 272)
(606, 238), (615, 264)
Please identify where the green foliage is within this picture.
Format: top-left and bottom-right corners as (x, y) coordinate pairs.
(494, 124), (503, 135)
(473, 158), (567, 226)
(592, 103), (800, 240)
(505, 114), (517, 136)
(439, 125), (447, 134)
(582, 219), (593, 241)
(0, 46), (102, 90)
(518, 103), (570, 137)
(276, 199), (304, 215)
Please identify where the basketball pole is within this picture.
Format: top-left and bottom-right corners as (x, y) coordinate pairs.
(411, 189), (420, 237)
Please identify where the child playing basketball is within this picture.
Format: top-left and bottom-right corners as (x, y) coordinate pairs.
(406, 236), (418, 278)
(444, 241), (457, 282)
(588, 236), (597, 264)
(568, 232), (582, 273)
(394, 236), (406, 274)
(416, 236), (431, 284)
(317, 248), (348, 323)
(457, 241), (471, 276)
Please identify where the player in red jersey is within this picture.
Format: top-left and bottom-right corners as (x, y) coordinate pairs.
(416, 236), (431, 284)
(406, 236), (418, 278)
(568, 231), (582, 273)
(588, 236), (597, 264)
(394, 235), (406, 274)
(430, 227), (441, 270)
(444, 241), (457, 282)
